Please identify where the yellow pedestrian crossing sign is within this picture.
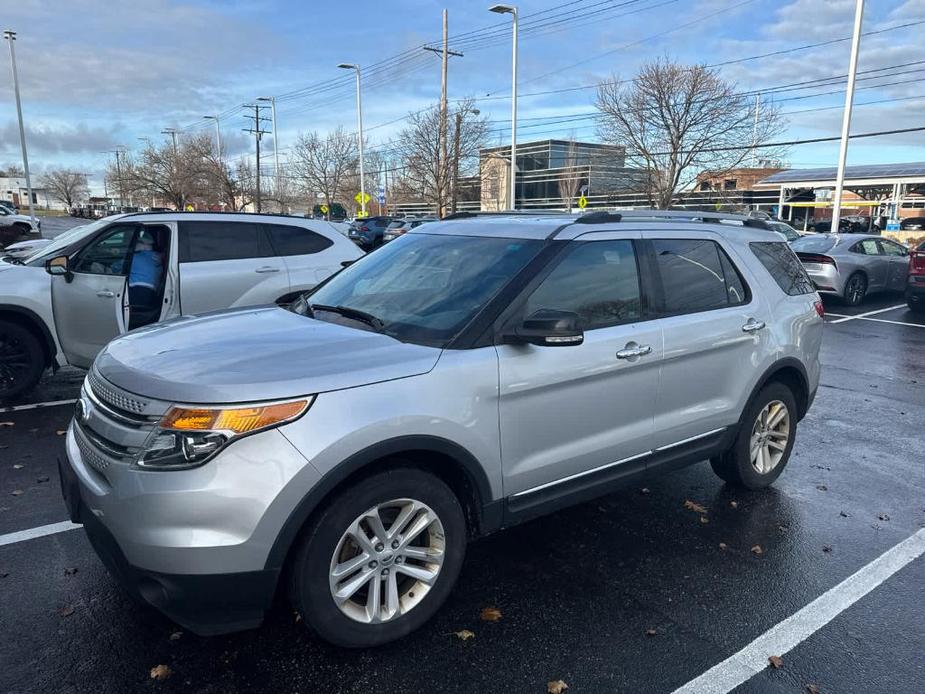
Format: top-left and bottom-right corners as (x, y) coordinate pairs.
(577, 195), (588, 209)
(354, 191), (371, 205)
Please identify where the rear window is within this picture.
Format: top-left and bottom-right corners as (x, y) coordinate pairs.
(264, 223), (333, 256)
(791, 235), (836, 253)
(750, 242), (815, 295)
(651, 239), (749, 314)
(179, 221), (271, 262)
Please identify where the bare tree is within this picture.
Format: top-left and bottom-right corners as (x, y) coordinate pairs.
(557, 140), (585, 212)
(0, 163), (25, 177)
(395, 100), (488, 216)
(39, 169), (88, 208)
(289, 128), (358, 219)
(117, 134), (215, 209)
(596, 57), (785, 209)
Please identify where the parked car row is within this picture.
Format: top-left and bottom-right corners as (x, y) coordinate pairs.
(346, 216), (437, 249)
(58, 209), (822, 647)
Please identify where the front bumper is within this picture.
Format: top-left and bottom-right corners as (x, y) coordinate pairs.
(58, 452), (278, 635)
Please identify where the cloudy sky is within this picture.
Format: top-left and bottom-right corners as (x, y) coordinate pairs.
(2, 0), (924, 193)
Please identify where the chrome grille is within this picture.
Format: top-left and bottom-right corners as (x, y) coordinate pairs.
(87, 370), (149, 415)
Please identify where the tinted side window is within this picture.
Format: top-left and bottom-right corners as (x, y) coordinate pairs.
(750, 241), (815, 295)
(525, 240), (641, 330)
(264, 224), (333, 256)
(178, 221), (270, 262)
(858, 239), (880, 255)
(72, 225), (137, 275)
(652, 239), (745, 314)
(878, 239), (907, 256)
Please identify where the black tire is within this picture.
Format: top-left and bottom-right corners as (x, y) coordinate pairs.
(907, 298), (924, 314)
(0, 320), (45, 400)
(710, 382), (797, 490)
(843, 272), (867, 306)
(289, 467), (466, 648)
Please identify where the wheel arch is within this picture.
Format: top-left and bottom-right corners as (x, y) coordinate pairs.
(265, 435), (500, 572)
(0, 304), (56, 368)
(744, 357), (811, 422)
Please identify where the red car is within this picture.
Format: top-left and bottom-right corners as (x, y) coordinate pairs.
(907, 240), (925, 313)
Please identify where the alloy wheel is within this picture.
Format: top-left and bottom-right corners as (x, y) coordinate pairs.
(329, 498), (446, 624)
(749, 400), (790, 475)
(846, 275), (866, 305)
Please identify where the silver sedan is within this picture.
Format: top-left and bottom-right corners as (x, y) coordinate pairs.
(791, 233), (910, 306)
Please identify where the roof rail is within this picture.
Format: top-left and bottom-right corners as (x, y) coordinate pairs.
(122, 210), (303, 220)
(574, 208), (770, 229)
(441, 210), (567, 221)
(574, 211), (623, 224)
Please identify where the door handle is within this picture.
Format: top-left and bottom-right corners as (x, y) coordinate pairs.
(96, 290), (115, 298)
(255, 266), (280, 273)
(742, 318), (766, 333)
(616, 343), (652, 360)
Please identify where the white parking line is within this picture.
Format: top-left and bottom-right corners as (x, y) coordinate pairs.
(0, 520), (82, 547)
(0, 398), (77, 413)
(829, 304), (906, 323)
(854, 316), (925, 329)
(672, 528), (925, 694)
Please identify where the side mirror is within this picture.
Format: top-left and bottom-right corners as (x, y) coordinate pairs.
(46, 255), (72, 281)
(507, 309), (584, 347)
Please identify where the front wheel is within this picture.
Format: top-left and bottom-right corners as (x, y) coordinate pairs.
(0, 321), (45, 400)
(289, 467), (466, 647)
(711, 382), (797, 490)
(843, 272), (867, 306)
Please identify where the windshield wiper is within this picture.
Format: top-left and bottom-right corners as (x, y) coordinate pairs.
(310, 303), (386, 332)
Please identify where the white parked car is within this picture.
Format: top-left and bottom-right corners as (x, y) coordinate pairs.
(0, 212), (362, 398)
(0, 205), (41, 246)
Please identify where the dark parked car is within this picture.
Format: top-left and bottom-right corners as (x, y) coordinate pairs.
(900, 216), (925, 231)
(383, 217), (437, 242)
(907, 239), (925, 313)
(813, 217), (874, 233)
(347, 216), (399, 249)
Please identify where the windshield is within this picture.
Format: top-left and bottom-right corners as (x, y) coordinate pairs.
(771, 223), (800, 241)
(791, 235), (837, 253)
(306, 233), (543, 347)
(22, 220), (106, 266)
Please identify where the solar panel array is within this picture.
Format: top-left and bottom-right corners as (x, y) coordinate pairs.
(761, 162), (925, 184)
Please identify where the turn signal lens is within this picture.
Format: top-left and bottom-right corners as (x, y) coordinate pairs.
(161, 399), (311, 434)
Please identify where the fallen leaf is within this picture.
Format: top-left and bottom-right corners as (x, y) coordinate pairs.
(37, 476), (50, 484)
(11, 490), (24, 496)
(730, 501), (739, 509)
(56, 430), (66, 436)
(719, 542), (728, 551)
(684, 500), (708, 514)
(547, 680), (568, 694)
(150, 664), (172, 681)
(768, 655), (784, 669)
(0, 571), (9, 578)
(640, 487), (650, 495)
(12, 464), (23, 469)
(816, 485), (828, 491)
(293, 610), (302, 623)
(479, 607), (502, 622)
(63, 567), (78, 576)
(169, 631), (183, 641)
(878, 513), (890, 521)
(645, 628), (658, 637)
(839, 511), (849, 518)
(822, 545), (833, 553)
(806, 685), (820, 694)
(751, 545), (763, 555)
(0, 422), (14, 427)
(699, 516), (709, 524)
(452, 629), (475, 641)
(58, 605), (75, 617)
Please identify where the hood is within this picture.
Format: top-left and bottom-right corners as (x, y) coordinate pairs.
(96, 306), (442, 404)
(5, 238), (50, 251)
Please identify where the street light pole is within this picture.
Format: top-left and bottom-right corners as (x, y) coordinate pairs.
(338, 63), (366, 218)
(257, 97), (281, 211)
(3, 30), (36, 223)
(831, 0), (864, 234)
(203, 115), (223, 162)
(489, 5), (518, 210)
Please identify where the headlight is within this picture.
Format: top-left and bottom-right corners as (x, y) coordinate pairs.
(138, 398), (312, 469)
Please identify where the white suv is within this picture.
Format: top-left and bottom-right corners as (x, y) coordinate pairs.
(0, 212), (361, 398)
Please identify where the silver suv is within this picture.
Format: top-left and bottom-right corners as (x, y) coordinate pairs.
(59, 211), (823, 647)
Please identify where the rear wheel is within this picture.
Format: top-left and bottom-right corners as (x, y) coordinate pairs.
(843, 272), (867, 306)
(0, 321), (45, 400)
(908, 297), (924, 314)
(711, 382), (797, 490)
(289, 467), (466, 647)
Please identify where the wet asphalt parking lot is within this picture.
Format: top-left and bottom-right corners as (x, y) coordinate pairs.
(1, 254), (923, 693)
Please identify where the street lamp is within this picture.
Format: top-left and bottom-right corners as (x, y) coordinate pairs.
(452, 107), (480, 213)
(256, 97), (282, 211)
(338, 63), (366, 218)
(202, 115), (223, 162)
(489, 4), (518, 210)
(3, 30), (36, 223)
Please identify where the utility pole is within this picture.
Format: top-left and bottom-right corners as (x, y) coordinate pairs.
(423, 10), (463, 218)
(752, 93), (761, 168)
(108, 148), (126, 208)
(257, 97), (281, 212)
(831, 0), (864, 235)
(4, 30), (36, 223)
(242, 103), (271, 213)
(161, 128), (181, 209)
